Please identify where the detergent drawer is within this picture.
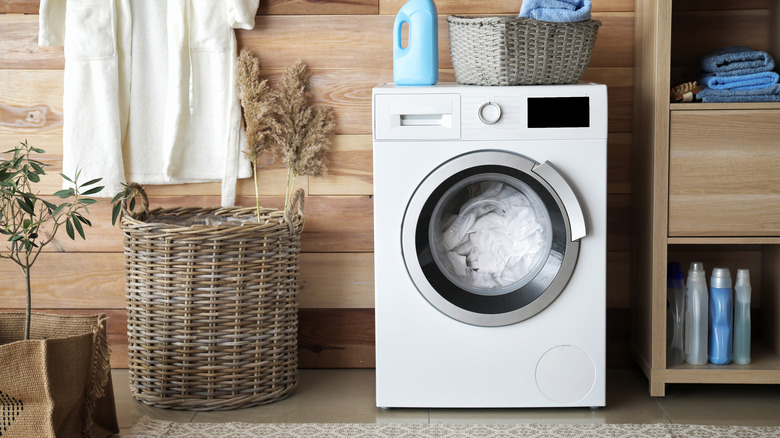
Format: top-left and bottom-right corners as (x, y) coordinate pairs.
(373, 93), (461, 140)
(669, 109), (780, 236)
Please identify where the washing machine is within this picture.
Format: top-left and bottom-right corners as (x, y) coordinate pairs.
(373, 83), (607, 408)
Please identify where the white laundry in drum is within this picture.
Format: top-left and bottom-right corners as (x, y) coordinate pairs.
(439, 181), (551, 291)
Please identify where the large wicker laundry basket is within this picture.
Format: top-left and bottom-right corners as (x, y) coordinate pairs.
(447, 16), (601, 85)
(120, 185), (304, 410)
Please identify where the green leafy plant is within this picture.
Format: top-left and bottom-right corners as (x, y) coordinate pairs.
(110, 183), (143, 226)
(0, 140), (103, 340)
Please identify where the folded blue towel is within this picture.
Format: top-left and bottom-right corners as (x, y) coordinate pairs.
(519, 0), (591, 22)
(700, 46), (775, 76)
(697, 85), (780, 103)
(701, 71), (779, 90)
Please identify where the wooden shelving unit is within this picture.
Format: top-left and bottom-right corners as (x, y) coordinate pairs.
(632, 0), (780, 396)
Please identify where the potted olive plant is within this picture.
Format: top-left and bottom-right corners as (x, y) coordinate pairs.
(0, 141), (118, 437)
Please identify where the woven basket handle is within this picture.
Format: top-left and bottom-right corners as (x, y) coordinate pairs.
(284, 188), (305, 233)
(121, 182), (150, 221)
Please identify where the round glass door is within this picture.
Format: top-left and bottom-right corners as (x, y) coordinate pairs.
(402, 151), (584, 327)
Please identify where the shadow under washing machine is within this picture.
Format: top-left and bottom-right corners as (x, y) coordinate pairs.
(372, 83), (607, 408)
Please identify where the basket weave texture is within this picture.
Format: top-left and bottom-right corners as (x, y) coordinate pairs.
(121, 186), (304, 411)
(447, 16), (601, 86)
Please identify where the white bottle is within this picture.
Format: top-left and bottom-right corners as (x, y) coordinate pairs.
(684, 261), (708, 365)
(733, 269), (752, 365)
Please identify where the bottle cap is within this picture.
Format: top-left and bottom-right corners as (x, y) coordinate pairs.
(667, 262), (684, 280)
(736, 269), (750, 286)
(711, 267), (732, 289)
(688, 261), (705, 277)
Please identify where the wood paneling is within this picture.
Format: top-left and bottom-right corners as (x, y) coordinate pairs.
(0, 0), (39, 14)
(381, 0), (635, 15)
(0, 14), (634, 71)
(309, 135), (373, 195)
(0, 15), (62, 69)
(0, 0), (382, 15)
(1, 0), (637, 16)
(298, 308), (376, 368)
(239, 14), (633, 70)
(260, 0), (378, 15)
(0, 0), (638, 369)
(0, 252), (374, 309)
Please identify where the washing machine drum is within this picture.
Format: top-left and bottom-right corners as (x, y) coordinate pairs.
(402, 150), (586, 327)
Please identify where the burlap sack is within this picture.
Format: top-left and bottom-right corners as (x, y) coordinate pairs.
(0, 313), (119, 437)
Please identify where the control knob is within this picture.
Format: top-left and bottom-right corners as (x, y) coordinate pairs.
(478, 102), (502, 125)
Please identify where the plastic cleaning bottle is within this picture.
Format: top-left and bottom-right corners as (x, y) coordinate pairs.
(709, 267), (733, 365)
(684, 262), (708, 365)
(393, 0), (438, 85)
(666, 262), (685, 366)
(733, 269), (752, 365)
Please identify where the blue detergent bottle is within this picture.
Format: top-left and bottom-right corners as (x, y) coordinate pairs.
(393, 0), (438, 85)
(709, 267), (733, 365)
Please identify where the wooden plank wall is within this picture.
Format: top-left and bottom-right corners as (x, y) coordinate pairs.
(0, 0), (634, 369)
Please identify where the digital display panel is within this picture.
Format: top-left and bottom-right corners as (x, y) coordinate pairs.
(528, 97), (590, 128)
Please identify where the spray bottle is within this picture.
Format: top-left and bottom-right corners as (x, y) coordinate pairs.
(393, 0), (438, 85)
(733, 269), (752, 365)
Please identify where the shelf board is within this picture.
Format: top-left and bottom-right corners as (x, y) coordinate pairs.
(671, 102), (780, 111)
(662, 343), (780, 385)
(668, 237), (780, 245)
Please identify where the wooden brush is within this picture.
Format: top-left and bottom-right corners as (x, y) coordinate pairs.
(671, 81), (703, 102)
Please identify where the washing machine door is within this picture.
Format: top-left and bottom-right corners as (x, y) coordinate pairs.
(402, 150), (586, 327)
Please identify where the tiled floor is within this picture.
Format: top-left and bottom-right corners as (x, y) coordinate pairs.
(114, 367), (780, 436)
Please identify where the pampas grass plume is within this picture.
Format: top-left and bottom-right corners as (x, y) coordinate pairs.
(236, 53), (335, 213)
(237, 49), (274, 163)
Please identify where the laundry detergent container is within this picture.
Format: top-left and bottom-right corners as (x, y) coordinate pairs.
(447, 16), (601, 85)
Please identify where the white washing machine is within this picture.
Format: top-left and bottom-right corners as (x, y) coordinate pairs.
(373, 83), (607, 408)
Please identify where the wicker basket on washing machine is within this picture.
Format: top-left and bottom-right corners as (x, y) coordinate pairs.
(447, 16), (601, 86)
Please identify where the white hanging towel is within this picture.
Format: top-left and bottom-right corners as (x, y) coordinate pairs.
(38, 0), (260, 206)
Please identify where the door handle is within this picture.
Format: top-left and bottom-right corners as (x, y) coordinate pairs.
(533, 161), (587, 241)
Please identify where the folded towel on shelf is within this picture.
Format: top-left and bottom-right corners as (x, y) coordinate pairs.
(701, 71), (779, 90)
(700, 46), (775, 76)
(696, 85), (780, 103)
(519, 0), (591, 22)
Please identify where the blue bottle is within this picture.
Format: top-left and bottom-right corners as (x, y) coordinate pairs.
(709, 267), (733, 365)
(393, 0), (438, 85)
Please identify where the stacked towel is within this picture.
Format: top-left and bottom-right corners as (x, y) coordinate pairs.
(699, 46), (774, 76)
(696, 46), (779, 103)
(519, 0), (591, 22)
(701, 71), (779, 90)
(697, 85), (780, 103)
